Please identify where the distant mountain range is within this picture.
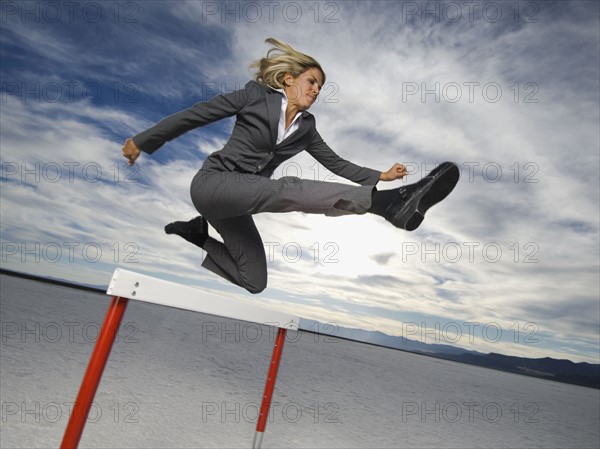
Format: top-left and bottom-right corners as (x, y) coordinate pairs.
(301, 319), (600, 389)
(2, 268), (599, 389)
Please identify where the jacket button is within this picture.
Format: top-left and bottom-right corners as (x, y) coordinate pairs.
(257, 164), (262, 170)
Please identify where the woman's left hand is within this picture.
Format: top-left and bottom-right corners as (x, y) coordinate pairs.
(380, 163), (408, 181)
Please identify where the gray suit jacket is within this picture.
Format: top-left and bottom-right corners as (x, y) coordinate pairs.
(133, 81), (381, 186)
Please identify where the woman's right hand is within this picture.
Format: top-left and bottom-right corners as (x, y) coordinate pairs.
(122, 138), (141, 166)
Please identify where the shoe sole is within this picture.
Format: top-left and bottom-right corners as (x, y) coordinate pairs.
(390, 162), (460, 231)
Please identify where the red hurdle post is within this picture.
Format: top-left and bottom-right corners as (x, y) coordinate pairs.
(253, 327), (288, 449)
(61, 296), (129, 449)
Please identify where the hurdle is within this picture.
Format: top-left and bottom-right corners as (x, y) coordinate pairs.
(60, 268), (300, 449)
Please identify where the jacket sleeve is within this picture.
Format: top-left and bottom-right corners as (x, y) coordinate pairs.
(132, 81), (255, 154)
(305, 130), (381, 186)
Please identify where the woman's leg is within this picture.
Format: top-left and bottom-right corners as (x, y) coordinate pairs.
(186, 169), (371, 293)
(201, 214), (268, 294)
(175, 164), (459, 292)
(190, 169), (375, 220)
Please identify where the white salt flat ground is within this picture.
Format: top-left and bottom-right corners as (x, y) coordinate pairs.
(1, 273), (599, 448)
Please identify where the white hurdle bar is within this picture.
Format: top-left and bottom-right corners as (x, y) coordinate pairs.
(61, 268), (300, 449)
(107, 268), (300, 330)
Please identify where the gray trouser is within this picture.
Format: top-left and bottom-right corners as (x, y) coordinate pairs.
(189, 168), (374, 293)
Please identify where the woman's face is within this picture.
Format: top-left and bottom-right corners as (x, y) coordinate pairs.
(284, 67), (324, 111)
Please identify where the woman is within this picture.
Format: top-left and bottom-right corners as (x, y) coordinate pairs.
(121, 38), (459, 294)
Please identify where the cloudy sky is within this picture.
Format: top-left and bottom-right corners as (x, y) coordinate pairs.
(1, 1), (598, 363)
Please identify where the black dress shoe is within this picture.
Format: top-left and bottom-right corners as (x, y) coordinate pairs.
(384, 162), (460, 231)
(165, 215), (209, 248)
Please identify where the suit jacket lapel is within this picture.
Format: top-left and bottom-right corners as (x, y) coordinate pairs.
(265, 90), (282, 148)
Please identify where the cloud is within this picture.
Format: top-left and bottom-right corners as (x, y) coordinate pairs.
(371, 252), (396, 265)
(1, 1), (598, 363)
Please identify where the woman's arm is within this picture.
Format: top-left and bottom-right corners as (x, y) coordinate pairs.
(122, 81), (257, 163)
(306, 130), (407, 185)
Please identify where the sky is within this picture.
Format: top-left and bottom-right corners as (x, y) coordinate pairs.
(1, 0), (598, 363)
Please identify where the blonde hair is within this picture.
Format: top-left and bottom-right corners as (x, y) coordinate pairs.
(250, 38), (326, 88)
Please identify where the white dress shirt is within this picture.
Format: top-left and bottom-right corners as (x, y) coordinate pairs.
(272, 87), (303, 145)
